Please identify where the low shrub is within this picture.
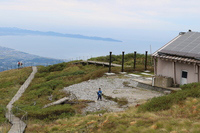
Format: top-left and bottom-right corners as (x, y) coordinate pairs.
(0, 106), (6, 124)
(138, 83), (200, 112)
(16, 105), (75, 121)
(39, 62), (67, 73)
(180, 82), (200, 90)
(117, 97), (129, 106)
(45, 70), (85, 81)
(102, 94), (128, 106)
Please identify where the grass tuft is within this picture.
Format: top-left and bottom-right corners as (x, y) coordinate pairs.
(102, 94), (128, 106)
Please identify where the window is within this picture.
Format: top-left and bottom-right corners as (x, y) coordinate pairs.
(182, 71), (188, 78)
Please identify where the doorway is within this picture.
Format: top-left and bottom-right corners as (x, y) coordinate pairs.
(181, 70), (188, 85)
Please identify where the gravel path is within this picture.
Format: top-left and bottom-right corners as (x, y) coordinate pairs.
(63, 76), (163, 113)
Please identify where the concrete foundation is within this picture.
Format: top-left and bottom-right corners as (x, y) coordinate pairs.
(152, 76), (173, 88)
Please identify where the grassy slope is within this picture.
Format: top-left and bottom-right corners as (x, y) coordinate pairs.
(25, 82), (200, 133)
(14, 63), (111, 121)
(26, 97), (200, 133)
(3, 55), (200, 132)
(0, 67), (32, 123)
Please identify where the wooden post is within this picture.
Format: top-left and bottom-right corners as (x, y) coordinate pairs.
(134, 51), (136, 70)
(108, 52), (112, 73)
(121, 51), (125, 72)
(145, 51), (148, 70)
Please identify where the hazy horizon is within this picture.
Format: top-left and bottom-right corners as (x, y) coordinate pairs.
(0, 28), (179, 60)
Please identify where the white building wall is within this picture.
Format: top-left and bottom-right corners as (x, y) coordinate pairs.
(157, 58), (199, 85)
(175, 62), (196, 84)
(157, 59), (173, 78)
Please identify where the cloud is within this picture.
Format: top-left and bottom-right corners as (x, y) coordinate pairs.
(0, 0), (200, 31)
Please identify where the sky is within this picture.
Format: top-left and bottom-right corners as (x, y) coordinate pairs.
(0, 0), (200, 59)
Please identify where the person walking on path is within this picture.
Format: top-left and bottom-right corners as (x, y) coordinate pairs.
(17, 61), (20, 69)
(97, 88), (102, 101)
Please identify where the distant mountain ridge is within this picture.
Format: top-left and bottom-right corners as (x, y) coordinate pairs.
(0, 46), (64, 71)
(0, 27), (122, 42)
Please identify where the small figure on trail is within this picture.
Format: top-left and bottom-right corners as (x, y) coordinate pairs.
(97, 88), (102, 101)
(20, 62), (23, 67)
(17, 61), (20, 69)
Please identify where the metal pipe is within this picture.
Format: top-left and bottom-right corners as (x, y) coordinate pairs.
(108, 52), (112, 73)
(121, 51), (125, 72)
(134, 51), (136, 70)
(145, 51), (148, 70)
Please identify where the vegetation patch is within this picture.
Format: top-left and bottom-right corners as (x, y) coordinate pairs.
(138, 82), (200, 112)
(25, 97), (200, 133)
(102, 94), (128, 106)
(15, 105), (75, 121)
(0, 106), (6, 123)
(0, 67), (32, 124)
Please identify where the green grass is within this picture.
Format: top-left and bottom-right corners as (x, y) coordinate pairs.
(138, 82), (200, 112)
(14, 62), (110, 121)
(2, 59), (200, 132)
(0, 67), (32, 124)
(0, 106), (6, 123)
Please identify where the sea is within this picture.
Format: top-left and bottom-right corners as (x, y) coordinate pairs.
(0, 30), (177, 60)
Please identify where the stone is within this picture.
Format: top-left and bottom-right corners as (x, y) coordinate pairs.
(141, 72), (152, 76)
(127, 74), (141, 77)
(104, 73), (116, 76)
(119, 72), (127, 74)
(164, 91), (171, 95)
(43, 97), (69, 108)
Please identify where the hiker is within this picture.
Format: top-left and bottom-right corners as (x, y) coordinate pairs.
(17, 61), (20, 68)
(97, 88), (102, 100)
(20, 62), (23, 68)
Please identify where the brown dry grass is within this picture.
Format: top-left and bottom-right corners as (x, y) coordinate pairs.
(25, 97), (200, 133)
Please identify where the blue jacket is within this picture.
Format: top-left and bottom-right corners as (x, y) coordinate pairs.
(98, 90), (102, 96)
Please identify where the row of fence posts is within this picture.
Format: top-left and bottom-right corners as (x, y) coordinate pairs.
(108, 51), (149, 73)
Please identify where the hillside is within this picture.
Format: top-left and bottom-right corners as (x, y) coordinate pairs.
(25, 81), (200, 133)
(1, 55), (200, 132)
(0, 46), (64, 71)
(13, 63), (110, 120)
